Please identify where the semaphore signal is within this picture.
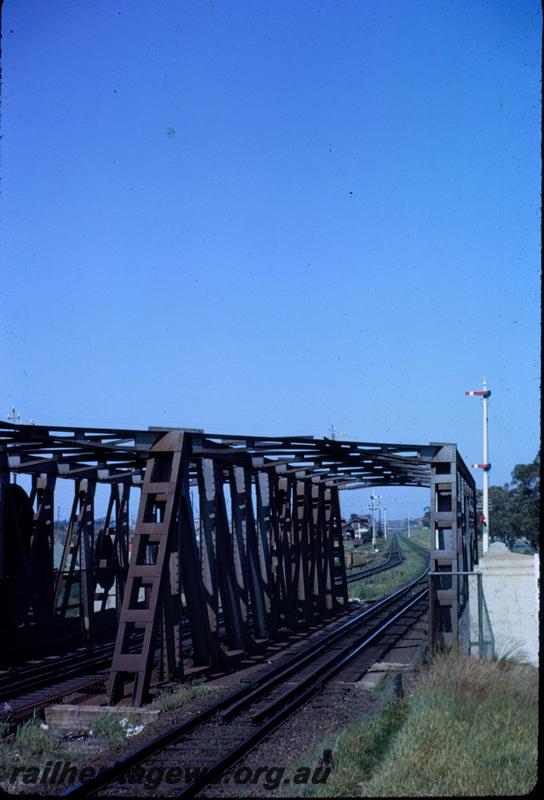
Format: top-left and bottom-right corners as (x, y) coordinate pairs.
(465, 378), (491, 554)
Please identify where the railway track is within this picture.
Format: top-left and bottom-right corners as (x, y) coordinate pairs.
(2, 536), (426, 727)
(1, 607), (224, 697)
(0, 636), (136, 727)
(2, 604), (237, 706)
(2, 534), (427, 720)
(0, 673), (110, 729)
(1, 637), (123, 725)
(1, 622), (189, 725)
(345, 534), (405, 584)
(0, 639), (120, 704)
(62, 568), (429, 798)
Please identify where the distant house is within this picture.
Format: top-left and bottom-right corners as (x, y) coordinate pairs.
(342, 514), (371, 540)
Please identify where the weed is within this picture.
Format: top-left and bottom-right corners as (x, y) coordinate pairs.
(15, 716), (63, 757)
(157, 680), (214, 712)
(0, 715), (70, 783)
(91, 712), (132, 744)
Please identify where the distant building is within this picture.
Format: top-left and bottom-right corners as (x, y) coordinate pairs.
(342, 514), (371, 540)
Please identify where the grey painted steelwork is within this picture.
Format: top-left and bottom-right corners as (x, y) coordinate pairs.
(0, 422), (476, 705)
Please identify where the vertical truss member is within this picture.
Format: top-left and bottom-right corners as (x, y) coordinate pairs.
(109, 431), (187, 705)
(54, 478), (95, 637)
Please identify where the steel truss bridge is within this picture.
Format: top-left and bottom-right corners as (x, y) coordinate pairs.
(0, 422), (478, 705)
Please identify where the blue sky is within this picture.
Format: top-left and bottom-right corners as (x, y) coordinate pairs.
(1, 0), (540, 520)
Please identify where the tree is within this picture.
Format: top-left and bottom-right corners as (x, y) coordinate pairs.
(510, 450), (540, 550)
(421, 506), (431, 528)
(482, 451), (540, 551)
(511, 451), (540, 493)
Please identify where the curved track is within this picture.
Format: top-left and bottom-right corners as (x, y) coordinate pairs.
(345, 534), (404, 584)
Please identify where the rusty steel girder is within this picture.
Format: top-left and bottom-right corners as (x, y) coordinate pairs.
(0, 421), (477, 704)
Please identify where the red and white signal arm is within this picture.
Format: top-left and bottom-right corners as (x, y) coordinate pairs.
(465, 390), (491, 398)
(479, 514), (486, 523)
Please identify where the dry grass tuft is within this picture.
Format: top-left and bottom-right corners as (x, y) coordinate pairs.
(295, 647), (538, 797)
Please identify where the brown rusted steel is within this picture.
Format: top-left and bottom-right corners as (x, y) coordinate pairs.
(0, 421), (476, 705)
(108, 430), (186, 705)
(53, 478), (96, 638)
(428, 444), (478, 650)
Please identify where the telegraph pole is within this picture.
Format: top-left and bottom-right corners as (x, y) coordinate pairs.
(383, 506), (387, 540)
(406, 515), (411, 538)
(370, 494), (376, 547)
(7, 406), (21, 425)
(328, 425), (348, 441)
(369, 493), (381, 548)
(465, 378), (492, 554)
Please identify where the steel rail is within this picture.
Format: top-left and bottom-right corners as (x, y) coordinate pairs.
(0, 641), (120, 700)
(62, 567), (429, 798)
(0, 675), (110, 729)
(0, 608), (230, 704)
(0, 619), (209, 715)
(344, 535), (404, 584)
(0, 652), (115, 706)
(178, 588), (428, 799)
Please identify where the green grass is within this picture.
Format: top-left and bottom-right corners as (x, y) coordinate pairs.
(14, 717), (64, 757)
(90, 712), (137, 744)
(295, 649), (538, 797)
(345, 538), (389, 571)
(156, 679), (215, 712)
(344, 538), (389, 554)
(295, 699), (408, 797)
(348, 535), (429, 602)
(404, 528), (431, 548)
(0, 715), (72, 781)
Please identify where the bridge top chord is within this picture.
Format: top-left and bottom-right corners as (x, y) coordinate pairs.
(1, 421), (443, 489)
